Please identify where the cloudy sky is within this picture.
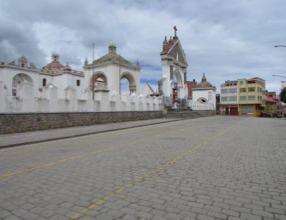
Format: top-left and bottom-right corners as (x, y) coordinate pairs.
(1, 0), (286, 94)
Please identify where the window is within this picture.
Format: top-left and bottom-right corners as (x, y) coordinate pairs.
(240, 88), (246, 92)
(248, 96), (255, 101)
(12, 89), (17, 96)
(239, 81), (244, 85)
(221, 89), (228, 94)
(258, 96), (262, 101)
(77, 80), (80, 86)
(21, 63), (25, 68)
(42, 78), (46, 87)
(221, 97), (228, 102)
(229, 96), (237, 101)
(240, 96), (246, 101)
(257, 87), (263, 93)
(248, 87), (255, 92)
(229, 88), (237, 93)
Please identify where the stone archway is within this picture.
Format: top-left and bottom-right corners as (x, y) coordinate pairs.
(173, 69), (183, 87)
(171, 69), (184, 102)
(12, 73), (33, 96)
(197, 97), (207, 103)
(120, 72), (137, 95)
(90, 72), (108, 99)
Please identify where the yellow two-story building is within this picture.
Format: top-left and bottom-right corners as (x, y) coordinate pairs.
(237, 77), (266, 117)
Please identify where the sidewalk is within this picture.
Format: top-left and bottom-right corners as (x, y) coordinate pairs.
(0, 118), (184, 149)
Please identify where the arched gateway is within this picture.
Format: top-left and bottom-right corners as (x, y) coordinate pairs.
(84, 44), (140, 98)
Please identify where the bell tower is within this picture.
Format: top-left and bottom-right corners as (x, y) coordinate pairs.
(159, 27), (188, 103)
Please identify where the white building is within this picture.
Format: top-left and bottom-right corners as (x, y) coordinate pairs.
(140, 82), (155, 96)
(84, 44), (140, 96)
(220, 80), (239, 115)
(190, 73), (216, 110)
(0, 45), (162, 113)
(0, 54), (85, 99)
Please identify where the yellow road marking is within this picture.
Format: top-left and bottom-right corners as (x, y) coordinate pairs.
(0, 120), (199, 180)
(70, 120), (243, 220)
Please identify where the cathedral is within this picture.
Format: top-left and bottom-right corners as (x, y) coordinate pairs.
(0, 27), (216, 113)
(0, 44), (140, 100)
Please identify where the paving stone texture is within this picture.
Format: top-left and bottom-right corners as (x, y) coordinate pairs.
(0, 116), (285, 220)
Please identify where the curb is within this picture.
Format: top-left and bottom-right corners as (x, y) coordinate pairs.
(0, 118), (187, 150)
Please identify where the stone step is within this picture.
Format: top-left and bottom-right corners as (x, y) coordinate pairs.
(164, 110), (213, 119)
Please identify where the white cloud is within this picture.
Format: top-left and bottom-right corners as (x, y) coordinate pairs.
(1, 0), (286, 94)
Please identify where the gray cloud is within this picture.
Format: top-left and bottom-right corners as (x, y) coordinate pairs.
(1, 0), (286, 93)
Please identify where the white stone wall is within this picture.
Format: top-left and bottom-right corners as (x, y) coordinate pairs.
(192, 89), (216, 110)
(0, 66), (85, 100)
(0, 67), (40, 97)
(0, 81), (162, 113)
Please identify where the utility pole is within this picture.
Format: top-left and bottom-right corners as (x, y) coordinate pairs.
(274, 45), (286, 48)
(272, 75), (286, 79)
(92, 43), (95, 100)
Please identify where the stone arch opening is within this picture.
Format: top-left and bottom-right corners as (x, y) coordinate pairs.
(171, 69), (183, 102)
(12, 73), (33, 96)
(120, 72), (136, 95)
(90, 72), (108, 90)
(90, 72), (108, 99)
(197, 97), (207, 103)
(173, 69), (183, 87)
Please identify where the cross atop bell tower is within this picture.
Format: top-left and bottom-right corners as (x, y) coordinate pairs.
(173, 26), (178, 40)
(173, 26), (178, 37)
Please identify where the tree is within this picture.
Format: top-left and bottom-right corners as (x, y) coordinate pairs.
(280, 87), (286, 103)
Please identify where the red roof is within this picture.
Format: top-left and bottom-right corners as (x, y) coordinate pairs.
(265, 97), (277, 103)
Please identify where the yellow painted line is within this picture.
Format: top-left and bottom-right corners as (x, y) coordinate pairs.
(70, 120), (243, 220)
(0, 121), (197, 180)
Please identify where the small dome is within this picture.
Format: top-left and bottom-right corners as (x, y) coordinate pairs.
(196, 81), (213, 88)
(196, 73), (214, 88)
(44, 54), (65, 70)
(63, 64), (72, 71)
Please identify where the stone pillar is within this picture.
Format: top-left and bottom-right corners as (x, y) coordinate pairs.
(64, 86), (77, 112)
(94, 89), (110, 111)
(44, 84), (58, 112)
(0, 81), (8, 113)
(18, 82), (34, 112)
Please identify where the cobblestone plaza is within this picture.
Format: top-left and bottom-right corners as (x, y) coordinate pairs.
(0, 116), (285, 220)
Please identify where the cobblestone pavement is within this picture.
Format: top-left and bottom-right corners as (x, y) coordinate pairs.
(0, 118), (181, 149)
(0, 116), (285, 220)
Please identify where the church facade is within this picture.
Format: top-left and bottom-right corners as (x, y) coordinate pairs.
(159, 27), (189, 103)
(0, 45), (161, 113)
(190, 73), (216, 110)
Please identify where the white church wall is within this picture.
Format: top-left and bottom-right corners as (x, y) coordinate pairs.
(1, 68), (40, 97)
(161, 62), (171, 96)
(0, 45), (160, 114)
(0, 89), (161, 114)
(0, 79), (163, 114)
(192, 89), (216, 110)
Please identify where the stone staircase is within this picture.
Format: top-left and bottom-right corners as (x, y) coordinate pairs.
(164, 108), (213, 119)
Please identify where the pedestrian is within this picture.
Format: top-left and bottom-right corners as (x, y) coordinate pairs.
(174, 101), (177, 111)
(177, 102), (180, 112)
